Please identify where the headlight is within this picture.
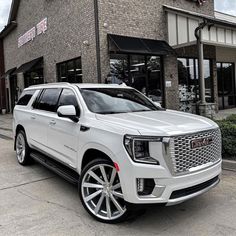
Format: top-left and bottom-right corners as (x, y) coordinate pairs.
(124, 135), (161, 165)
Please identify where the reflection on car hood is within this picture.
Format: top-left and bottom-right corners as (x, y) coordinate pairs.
(95, 110), (218, 136)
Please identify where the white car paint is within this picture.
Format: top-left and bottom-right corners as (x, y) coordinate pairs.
(13, 83), (222, 205)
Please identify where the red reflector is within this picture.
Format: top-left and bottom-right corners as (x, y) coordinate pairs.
(114, 162), (120, 172)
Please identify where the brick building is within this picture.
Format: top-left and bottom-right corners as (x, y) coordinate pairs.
(0, 0), (236, 115)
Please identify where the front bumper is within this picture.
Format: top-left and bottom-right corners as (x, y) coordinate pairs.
(118, 152), (222, 205)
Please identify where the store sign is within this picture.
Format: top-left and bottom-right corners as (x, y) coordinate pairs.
(18, 18), (47, 48)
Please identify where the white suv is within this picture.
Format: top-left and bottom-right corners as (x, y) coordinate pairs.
(13, 83), (222, 223)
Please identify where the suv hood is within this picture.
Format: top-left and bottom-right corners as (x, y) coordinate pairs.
(95, 110), (218, 136)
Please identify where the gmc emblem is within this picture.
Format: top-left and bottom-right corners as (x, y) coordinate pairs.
(190, 137), (213, 149)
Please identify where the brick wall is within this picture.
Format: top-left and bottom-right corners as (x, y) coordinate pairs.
(3, 0), (98, 86)
(98, 0), (214, 109)
(3, 0), (215, 110)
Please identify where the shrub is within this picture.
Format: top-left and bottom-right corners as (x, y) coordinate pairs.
(226, 114), (236, 124)
(216, 119), (236, 159)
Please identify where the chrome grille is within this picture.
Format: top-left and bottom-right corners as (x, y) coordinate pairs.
(169, 129), (221, 175)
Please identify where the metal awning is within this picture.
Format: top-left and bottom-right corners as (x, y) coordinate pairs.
(14, 57), (43, 74)
(1, 67), (16, 79)
(108, 34), (175, 55)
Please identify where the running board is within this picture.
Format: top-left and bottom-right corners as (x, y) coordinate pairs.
(30, 151), (80, 185)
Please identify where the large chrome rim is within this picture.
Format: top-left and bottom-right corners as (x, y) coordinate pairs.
(81, 163), (126, 221)
(16, 133), (26, 163)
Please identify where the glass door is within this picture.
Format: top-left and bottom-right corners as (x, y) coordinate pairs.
(217, 63), (236, 110)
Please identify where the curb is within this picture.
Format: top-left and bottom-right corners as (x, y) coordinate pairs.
(222, 159), (236, 172)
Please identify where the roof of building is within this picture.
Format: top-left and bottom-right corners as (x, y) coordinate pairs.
(0, 0), (20, 39)
(164, 5), (236, 29)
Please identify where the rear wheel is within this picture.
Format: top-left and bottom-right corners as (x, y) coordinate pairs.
(16, 130), (31, 165)
(79, 159), (129, 223)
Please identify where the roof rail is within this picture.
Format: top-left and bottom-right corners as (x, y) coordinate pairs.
(28, 82), (72, 88)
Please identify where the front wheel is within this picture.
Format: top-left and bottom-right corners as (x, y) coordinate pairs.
(79, 159), (129, 223)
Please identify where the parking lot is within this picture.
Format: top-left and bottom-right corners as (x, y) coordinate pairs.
(0, 116), (236, 236)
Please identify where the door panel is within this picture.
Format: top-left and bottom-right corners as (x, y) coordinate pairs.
(47, 88), (81, 168)
(47, 114), (80, 168)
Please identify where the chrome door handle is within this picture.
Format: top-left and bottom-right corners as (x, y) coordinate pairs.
(31, 116), (36, 120)
(49, 120), (56, 125)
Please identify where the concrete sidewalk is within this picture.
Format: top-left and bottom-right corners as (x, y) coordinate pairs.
(0, 114), (13, 139)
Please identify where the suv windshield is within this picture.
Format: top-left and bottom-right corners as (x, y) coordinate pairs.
(80, 87), (159, 114)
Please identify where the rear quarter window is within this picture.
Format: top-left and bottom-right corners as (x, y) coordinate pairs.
(17, 90), (36, 106)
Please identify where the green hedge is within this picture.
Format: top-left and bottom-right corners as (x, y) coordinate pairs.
(216, 114), (236, 159)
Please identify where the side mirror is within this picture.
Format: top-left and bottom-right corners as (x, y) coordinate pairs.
(57, 105), (79, 123)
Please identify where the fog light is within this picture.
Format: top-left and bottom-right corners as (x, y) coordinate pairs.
(137, 178), (145, 193)
(137, 178), (155, 196)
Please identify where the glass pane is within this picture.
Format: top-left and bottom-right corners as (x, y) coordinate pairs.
(130, 55), (146, 93)
(59, 63), (67, 82)
(67, 60), (76, 83)
(38, 88), (62, 112)
(204, 60), (213, 103)
(109, 54), (128, 84)
(147, 56), (162, 103)
(75, 58), (83, 83)
(217, 63), (223, 110)
(178, 58), (196, 113)
(222, 63), (235, 109)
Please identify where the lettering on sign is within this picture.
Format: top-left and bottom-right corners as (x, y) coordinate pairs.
(18, 18), (48, 48)
(37, 18), (48, 36)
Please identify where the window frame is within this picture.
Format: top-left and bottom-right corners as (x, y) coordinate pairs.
(33, 88), (62, 113)
(57, 57), (83, 83)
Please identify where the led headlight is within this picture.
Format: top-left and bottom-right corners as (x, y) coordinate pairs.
(124, 135), (161, 165)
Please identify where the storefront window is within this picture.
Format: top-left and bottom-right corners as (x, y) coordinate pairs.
(178, 58), (213, 113)
(109, 54), (163, 105)
(217, 62), (236, 110)
(24, 59), (44, 88)
(57, 57), (82, 83)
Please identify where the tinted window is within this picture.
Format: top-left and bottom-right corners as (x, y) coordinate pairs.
(37, 88), (62, 112)
(17, 90), (35, 106)
(58, 89), (80, 115)
(80, 88), (159, 114)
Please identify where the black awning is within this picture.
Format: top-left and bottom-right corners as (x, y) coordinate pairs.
(14, 57), (43, 74)
(108, 34), (175, 55)
(1, 67), (16, 79)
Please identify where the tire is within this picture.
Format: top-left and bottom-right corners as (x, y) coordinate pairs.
(15, 130), (32, 166)
(79, 159), (130, 223)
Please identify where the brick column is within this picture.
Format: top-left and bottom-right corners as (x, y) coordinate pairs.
(163, 55), (179, 110)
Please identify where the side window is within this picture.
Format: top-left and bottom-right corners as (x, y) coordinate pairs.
(17, 90), (36, 106)
(58, 89), (80, 115)
(37, 88), (62, 112)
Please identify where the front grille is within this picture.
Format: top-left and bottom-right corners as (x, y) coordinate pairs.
(169, 128), (221, 175)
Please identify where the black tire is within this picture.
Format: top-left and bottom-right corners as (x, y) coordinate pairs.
(15, 130), (32, 166)
(78, 159), (130, 223)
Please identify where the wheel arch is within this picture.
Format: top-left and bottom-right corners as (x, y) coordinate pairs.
(80, 148), (114, 172)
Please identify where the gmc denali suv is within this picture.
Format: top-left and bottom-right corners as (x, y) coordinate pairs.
(13, 83), (222, 223)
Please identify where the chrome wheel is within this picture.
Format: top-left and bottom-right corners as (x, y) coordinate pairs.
(81, 163), (126, 221)
(16, 133), (26, 163)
